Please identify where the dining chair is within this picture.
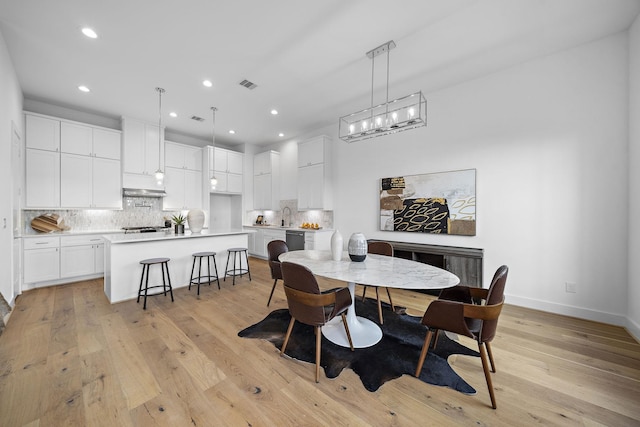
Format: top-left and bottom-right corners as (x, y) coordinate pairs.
(280, 261), (354, 382)
(266, 240), (288, 306)
(414, 265), (509, 409)
(361, 241), (395, 324)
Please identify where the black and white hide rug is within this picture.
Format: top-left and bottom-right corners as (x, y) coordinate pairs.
(238, 298), (479, 393)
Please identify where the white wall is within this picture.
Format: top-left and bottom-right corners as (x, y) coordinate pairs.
(0, 30), (24, 306)
(628, 16), (640, 339)
(333, 33), (630, 327)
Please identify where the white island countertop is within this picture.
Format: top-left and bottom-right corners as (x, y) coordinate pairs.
(104, 229), (251, 244)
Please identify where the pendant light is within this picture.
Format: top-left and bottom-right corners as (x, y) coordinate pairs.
(210, 106), (218, 189)
(154, 87), (165, 184)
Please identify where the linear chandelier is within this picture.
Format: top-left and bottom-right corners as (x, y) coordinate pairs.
(339, 40), (426, 143)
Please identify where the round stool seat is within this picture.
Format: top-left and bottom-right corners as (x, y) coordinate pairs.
(140, 257), (170, 265)
(192, 251), (216, 257)
(227, 248), (247, 252)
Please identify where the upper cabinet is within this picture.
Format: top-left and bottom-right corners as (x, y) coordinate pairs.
(297, 135), (332, 210)
(208, 146), (243, 194)
(24, 112), (122, 209)
(163, 141), (203, 210)
(121, 116), (164, 190)
(253, 150), (280, 210)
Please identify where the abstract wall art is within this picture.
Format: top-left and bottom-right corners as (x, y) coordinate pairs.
(379, 169), (476, 236)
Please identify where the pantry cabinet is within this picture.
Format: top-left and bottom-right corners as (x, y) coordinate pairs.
(209, 146), (243, 193)
(253, 150), (280, 210)
(297, 135), (332, 210)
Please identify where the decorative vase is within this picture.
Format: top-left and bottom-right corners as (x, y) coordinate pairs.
(348, 232), (367, 262)
(175, 224), (185, 234)
(330, 230), (343, 261)
(187, 209), (205, 233)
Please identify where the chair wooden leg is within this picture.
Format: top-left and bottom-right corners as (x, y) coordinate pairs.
(485, 341), (497, 373)
(315, 326), (322, 383)
(415, 329), (433, 377)
(376, 288), (383, 324)
(340, 313), (355, 351)
(267, 279), (278, 306)
(361, 285), (368, 301)
(432, 330), (441, 350)
(479, 342), (497, 409)
(385, 287), (394, 311)
(280, 317), (296, 355)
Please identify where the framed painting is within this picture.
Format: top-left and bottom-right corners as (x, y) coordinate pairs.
(379, 169), (476, 235)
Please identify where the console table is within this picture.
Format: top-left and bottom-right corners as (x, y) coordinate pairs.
(368, 240), (483, 289)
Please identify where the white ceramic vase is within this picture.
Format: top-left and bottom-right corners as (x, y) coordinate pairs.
(348, 232), (367, 262)
(187, 209), (205, 233)
(330, 230), (343, 261)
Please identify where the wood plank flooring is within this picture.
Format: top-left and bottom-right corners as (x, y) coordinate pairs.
(1, 257), (639, 426)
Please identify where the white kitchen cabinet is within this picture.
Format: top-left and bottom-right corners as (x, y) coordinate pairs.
(23, 237), (60, 284)
(209, 146), (243, 193)
(25, 114), (60, 151)
(60, 154), (121, 208)
(263, 229), (286, 258)
(297, 136), (332, 210)
(93, 128), (121, 160)
(122, 117), (164, 189)
(25, 148), (60, 208)
(163, 167), (202, 210)
(60, 235), (105, 278)
(304, 230), (332, 251)
(165, 141), (202, 171)
(253, 150), (280, 210)
(61, 123), (121, 160)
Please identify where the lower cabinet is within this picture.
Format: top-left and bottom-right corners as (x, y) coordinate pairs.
(23, 234), (105, 288)
(60, 236), (105, 278)
(23, 237), (60, 284)
(245, 227), (285, 259)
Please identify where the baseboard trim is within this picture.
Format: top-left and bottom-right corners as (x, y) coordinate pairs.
(505, 294), (628, 327)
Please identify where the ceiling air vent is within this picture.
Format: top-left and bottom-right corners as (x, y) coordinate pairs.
(191, 115), (205, 122)
(239, 79), (257, 90)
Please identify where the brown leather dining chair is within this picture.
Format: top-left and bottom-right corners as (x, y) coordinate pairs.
(415, 265), (509, 409)
(280, 261), (354, 382)
(361, 241), (395, 324)
(266, 240), (288, 306)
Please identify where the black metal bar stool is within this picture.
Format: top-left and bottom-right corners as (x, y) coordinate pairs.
(224, 247), (251, 285)
(189, 251), (220, 295)
(137, 257), (174, 310)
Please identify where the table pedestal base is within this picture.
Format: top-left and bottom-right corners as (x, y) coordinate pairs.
(321, 281), (383, 348)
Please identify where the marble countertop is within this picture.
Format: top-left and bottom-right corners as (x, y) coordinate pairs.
(104, 229), (250, 244)
(21, 229), (125, 238)
(279, 250), (460, 290)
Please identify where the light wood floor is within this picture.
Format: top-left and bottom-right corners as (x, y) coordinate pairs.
(1, 257), (639, 426)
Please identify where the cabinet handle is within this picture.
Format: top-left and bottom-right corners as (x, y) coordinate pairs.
(35, 242), (49, 245)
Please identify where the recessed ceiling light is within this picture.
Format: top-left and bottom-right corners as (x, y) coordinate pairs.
(78, 85), (90, 93)
(202, 80), (212, 88)
(81, 27), (98, 39)
(278, 133), (284, 137)
(169, 112), (177, 118)
(228, 130), (235, 134)
(271, 109), (278, 115)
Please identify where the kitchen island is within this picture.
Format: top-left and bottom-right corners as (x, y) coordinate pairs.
(103, 229), (252, 303)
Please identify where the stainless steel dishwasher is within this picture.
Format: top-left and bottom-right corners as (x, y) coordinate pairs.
(285, 230), (305, 251)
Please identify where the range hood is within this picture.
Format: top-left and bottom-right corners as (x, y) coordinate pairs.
(122, 188), (167, 198)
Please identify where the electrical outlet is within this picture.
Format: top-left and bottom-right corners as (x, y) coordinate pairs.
(565, 282), (577, 293)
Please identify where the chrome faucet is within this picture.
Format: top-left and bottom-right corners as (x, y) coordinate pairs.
(282, 206), (292, 227)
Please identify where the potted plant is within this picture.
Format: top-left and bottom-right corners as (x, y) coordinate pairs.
(172, 214), (186, 234)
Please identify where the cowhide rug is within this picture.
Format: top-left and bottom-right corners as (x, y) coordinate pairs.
(238, 298), (479, 393)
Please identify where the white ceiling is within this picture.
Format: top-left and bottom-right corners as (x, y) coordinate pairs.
(1, 0), (639, 147)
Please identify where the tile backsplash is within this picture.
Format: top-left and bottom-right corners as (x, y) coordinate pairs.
(246, 199), (333, 229)
(22, 196), (183, 234)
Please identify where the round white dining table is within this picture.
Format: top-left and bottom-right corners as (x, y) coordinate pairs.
(279, 250), (460, 348)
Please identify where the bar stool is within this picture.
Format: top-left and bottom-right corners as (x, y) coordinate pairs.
(224, 247), (251, 285)
(189, 251), (220, 295)
(137, 257), (174, 310)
